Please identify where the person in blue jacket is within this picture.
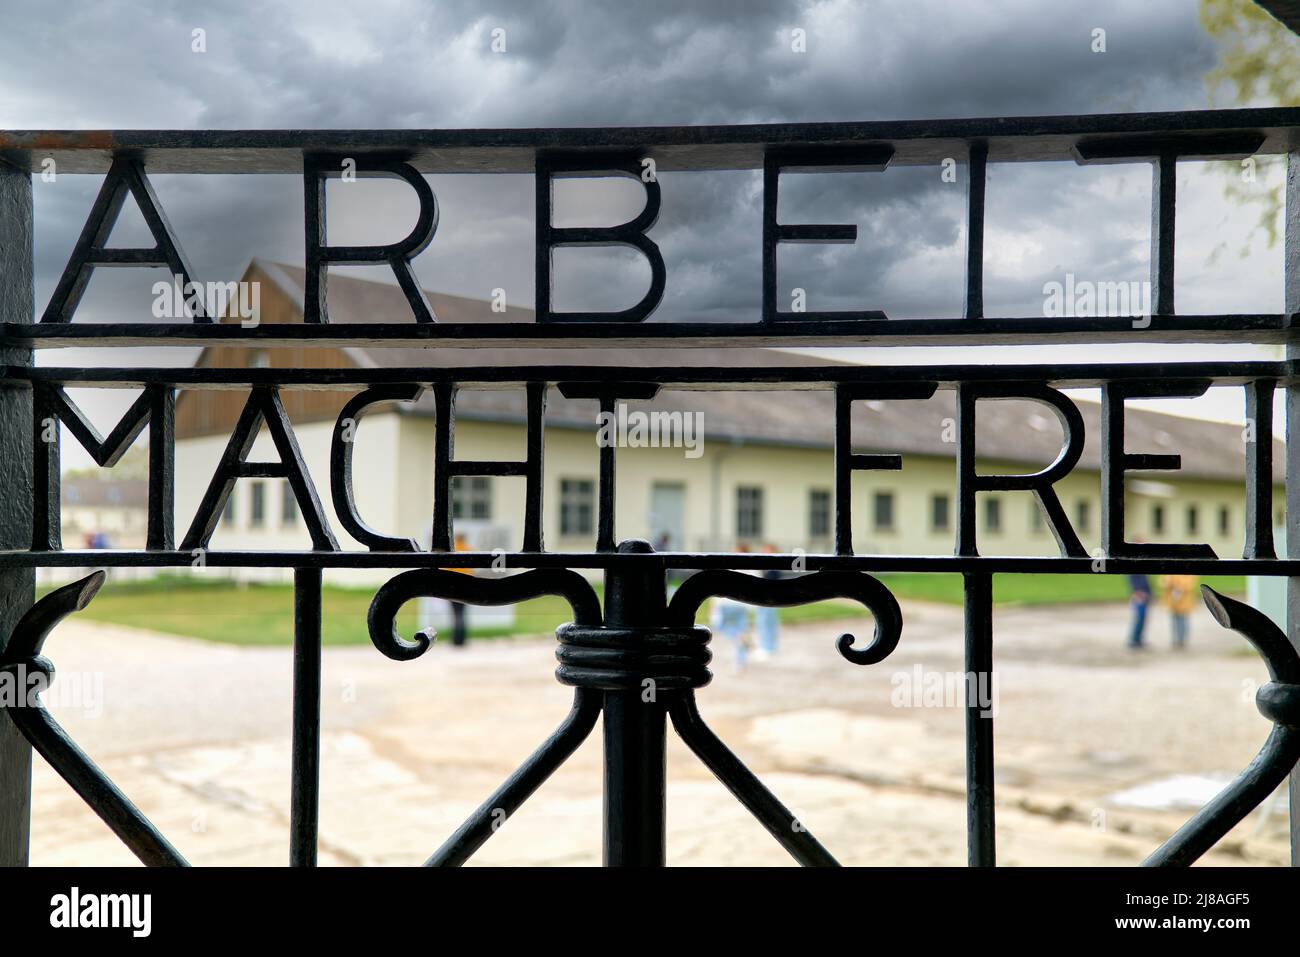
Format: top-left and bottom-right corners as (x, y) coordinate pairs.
(1127, 572), (1152, 649)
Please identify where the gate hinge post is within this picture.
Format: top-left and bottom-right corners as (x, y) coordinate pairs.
(601, 539), (668, 867)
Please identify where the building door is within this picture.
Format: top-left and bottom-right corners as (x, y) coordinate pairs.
(649, 482), (686, 551)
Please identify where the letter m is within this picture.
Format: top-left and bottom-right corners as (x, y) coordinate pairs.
(33, 383), (175, 550)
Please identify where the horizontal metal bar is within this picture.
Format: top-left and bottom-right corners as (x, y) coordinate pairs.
(4, 314), (1294, 349)
(0, 108), (1295, 173)
(2, 361), (1292, 391)
(241, 462), (290, 478)
(4, 549), (1300, 575)
(447, 459), (530, 477)
(1073, 131), (1267, 163)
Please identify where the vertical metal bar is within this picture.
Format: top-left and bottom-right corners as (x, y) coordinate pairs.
(963, 571), (995, 866)
(601, 539), (666, 866)
(1284, 147), (1300, 866)
(30, 383), (59, 551)
(522, 382), (546, 552)
(0, 160), (34, 866)
(431, 383), (455, 552)
(302, 158), (328, 324)
(290, 567), (322, 866)
(146, 385), (176, 551)
(534, 156), (553, 324)
(833, 386), (853, 555)
(1245, 379), (1276, 560)
(955, 386), (979, 557)
(761, 151), (779, 323)
(1100, 384), (1125, 556)
(1150, 151), (1177, 317)
(964, 140), (987, 320)
(596, 395), (617, 552)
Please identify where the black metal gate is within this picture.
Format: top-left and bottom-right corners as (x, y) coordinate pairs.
(1, 109), (1299, 866)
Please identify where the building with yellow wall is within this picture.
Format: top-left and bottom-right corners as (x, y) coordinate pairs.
(173, 261), (1283, 583)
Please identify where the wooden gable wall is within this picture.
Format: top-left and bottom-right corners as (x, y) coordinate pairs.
(174, 263), (361, 439)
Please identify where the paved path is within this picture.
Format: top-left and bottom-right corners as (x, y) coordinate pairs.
(26, 597), (1292, 866)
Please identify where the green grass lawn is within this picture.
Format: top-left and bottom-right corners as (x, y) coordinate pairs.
(47, 571), (1248, 647)
(877, 572), (1247, 607)
(45, 574), (564, 647)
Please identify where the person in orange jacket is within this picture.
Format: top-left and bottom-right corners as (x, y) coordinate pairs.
(1160, 573), (1198, 649)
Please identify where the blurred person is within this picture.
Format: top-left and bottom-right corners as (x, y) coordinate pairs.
(713, 541), (755, 671)
(754, 543), (782, 660)
(1127, 572), (1152, 650)
(711, 594), (754, 672)
(1160, 573), (1198, 649)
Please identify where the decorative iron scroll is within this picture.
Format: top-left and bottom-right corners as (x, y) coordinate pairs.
(0, 574), (186, 866)
(1143, 588), (1300, 866)
(5, 571), (1297, 867)
(1, 107), (1298, 868)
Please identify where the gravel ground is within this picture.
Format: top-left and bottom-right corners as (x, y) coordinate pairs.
(25, 596), (1293, 866)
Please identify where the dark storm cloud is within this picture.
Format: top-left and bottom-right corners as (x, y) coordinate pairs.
(0, 0), (1256, 328)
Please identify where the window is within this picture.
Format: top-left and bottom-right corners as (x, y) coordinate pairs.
(1186, 504), (1199, 535)
(984, 497), (1002, 533)
(451, 476), (492, 520)
(249, 481), (265, 528)
(560, 478), (595, 536)
(808, 489), (831, 539)
(282, 482), (297, 526)
(873, 491), (895, 531)
(1218, 505), (1231, 537)
(930, 493), (951, 532)
(221, 492), (236, 527)
(1076, 499), (1091, 532)
(1152, 504), (1165, 535)
(736, 486), (764, 539)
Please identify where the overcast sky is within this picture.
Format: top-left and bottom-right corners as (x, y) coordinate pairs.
(1, 0), (1296, 465)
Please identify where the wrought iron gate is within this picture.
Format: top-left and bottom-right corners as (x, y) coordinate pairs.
(1, 109), (1299, 866)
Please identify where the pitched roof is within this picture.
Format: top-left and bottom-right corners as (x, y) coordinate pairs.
(254, 259), (839, 370)
(236, 260), (1280, 483)
(61, 476), (149, 508)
